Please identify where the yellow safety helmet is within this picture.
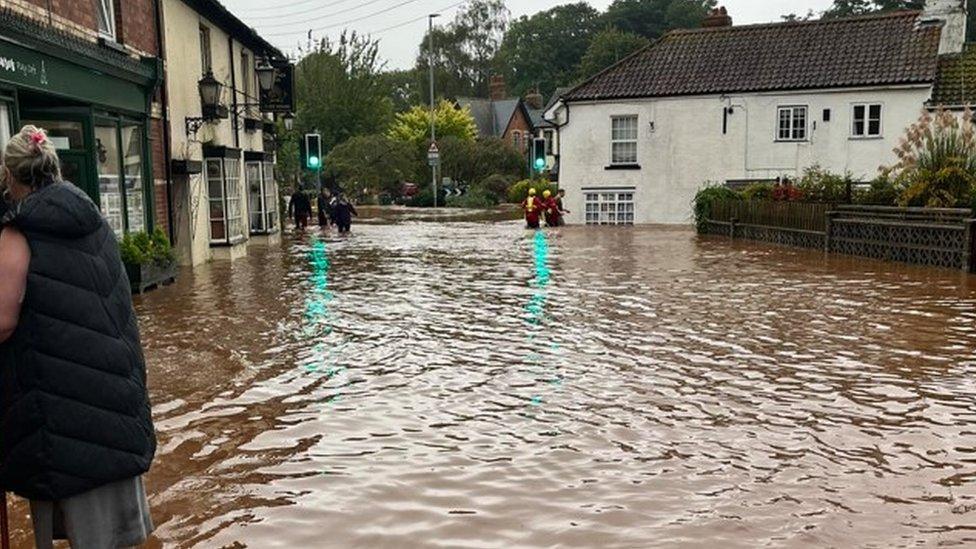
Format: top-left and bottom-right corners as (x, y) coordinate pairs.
(543, 190), (552, 198)
(528, 188), (537, 196)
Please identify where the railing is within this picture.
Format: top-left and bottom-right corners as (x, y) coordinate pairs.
(702, 200), (976, 272)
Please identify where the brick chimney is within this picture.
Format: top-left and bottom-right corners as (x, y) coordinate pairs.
(524, 89), (544, 110)
(489, 75), (506, 101)
(921, 0), (967, 54)
(702, 6), (732, 28)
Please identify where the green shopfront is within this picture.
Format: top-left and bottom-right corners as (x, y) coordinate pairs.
(0, 11), (160, 236)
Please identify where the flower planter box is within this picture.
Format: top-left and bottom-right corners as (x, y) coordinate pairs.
(125, 261), (177, 295)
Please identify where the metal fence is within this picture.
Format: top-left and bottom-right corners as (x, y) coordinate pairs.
(703, 201), (976, 272)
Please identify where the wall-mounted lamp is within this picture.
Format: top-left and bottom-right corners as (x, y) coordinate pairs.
(256, 59), (276, 93)
(185, 72), (225, 138)
(283, 112), (295, 131)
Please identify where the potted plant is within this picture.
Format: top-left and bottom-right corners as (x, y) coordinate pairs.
(121, 228), (177, 294)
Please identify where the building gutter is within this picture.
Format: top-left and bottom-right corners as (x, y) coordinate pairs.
(154, 0), (176, 242)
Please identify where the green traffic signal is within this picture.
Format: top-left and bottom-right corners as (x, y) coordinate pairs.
(534, 157), (546, 172)
(308, 156), (321, 169)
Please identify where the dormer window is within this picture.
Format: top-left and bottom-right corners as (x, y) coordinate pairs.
(95, 0), (116, 40)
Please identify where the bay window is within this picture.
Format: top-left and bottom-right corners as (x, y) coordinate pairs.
(207, 157), (245, 244)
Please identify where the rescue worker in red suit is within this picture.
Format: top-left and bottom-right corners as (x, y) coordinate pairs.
(521, 188), (543, 229)
(541, 189), (560, 227)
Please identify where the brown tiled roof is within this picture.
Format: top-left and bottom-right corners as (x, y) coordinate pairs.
(931, 44), (976, 105)
(565, 11), (941, 102)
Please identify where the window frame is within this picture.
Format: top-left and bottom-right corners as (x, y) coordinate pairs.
(200, 25), (213, 76)
(206, 157), (246, 245)
(93, 116), (150, 236)
(94, 0), (117, 41)
(610, 115), (639, 165)
(584, 189), (636, 226)
(776, 105), (808, 142)
(851, 103), (883, 139)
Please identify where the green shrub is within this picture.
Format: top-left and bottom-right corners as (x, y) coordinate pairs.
(886, 108), (976, 208)
(479, 174), (518, 201)
(120, 228), (175, 266)
(406, 188), (436, 208)
(693, 185), (740, 232)
(854, 175), (900, 206)
(741, 182), (774, 201)
(507, 178), (558, 204)
(797, 165), (853, 203)
(446, 184), (498, 208)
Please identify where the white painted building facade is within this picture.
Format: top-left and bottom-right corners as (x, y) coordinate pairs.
(548, 1), (967, 225)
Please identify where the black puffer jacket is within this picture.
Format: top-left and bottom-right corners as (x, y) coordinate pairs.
(0, 182), (156, 500)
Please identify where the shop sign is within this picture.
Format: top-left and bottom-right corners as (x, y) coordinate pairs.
(259, 64), (295, 114)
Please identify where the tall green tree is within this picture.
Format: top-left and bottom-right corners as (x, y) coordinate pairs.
(601, 0), (716, 40)
(416, 0), (510, 100)
(324, 134), (415, 199)
(579, 28), (650, 79)
(388, 100), (478, 151)
(820, 0), (923, 18)
(498, 3), (602, 98)
(293, 31), (393, 153)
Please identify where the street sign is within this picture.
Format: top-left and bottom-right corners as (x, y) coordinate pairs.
(427, 142), (440, 165)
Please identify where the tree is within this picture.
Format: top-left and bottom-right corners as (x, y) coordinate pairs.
(415, 0), (510, 100)
(379, 69), (424, 113)
(324, 134), (415, 199)
(438, 136), (525, 191)
(820, 0), (923, 18)
(388, 100), (478, 151)
(579, 28), (650, 79)
(602, 0), (716, 40)
(498, 3), (602, 98)
(293, 32), (393, 153)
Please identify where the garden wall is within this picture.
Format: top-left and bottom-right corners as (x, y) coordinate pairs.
(702, 201), (976, 272)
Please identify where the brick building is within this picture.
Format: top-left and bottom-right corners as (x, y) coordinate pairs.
(0, 0), (165, 236)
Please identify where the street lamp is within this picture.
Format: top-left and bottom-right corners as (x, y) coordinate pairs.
(256, 59), (276, 93)
(428, 13), (441, 208)
(198, 72), (223, 111)
(283, 112), (295, 132)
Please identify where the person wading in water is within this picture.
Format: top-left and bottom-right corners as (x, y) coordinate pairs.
(0, 126), (156, 548)
(288, 186), (312, 231)
(521, 188), (543, 229)
(333, 195), (358, 235)
(555, 189), (570, 226)
(317, 187), (334, 229)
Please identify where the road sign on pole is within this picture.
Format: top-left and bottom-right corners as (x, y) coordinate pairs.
(427, 142), (440, 165)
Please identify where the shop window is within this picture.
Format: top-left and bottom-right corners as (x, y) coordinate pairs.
(0, 104), (11, 153)
(584, 191), (635, 225)
(207, 158), (245, 244)
(122, 125), (145, 234)
(95, 125), (123, 236)
(95, 0), (116, 40)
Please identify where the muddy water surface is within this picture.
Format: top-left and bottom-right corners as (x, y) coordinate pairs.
(11, 209), (976, 548)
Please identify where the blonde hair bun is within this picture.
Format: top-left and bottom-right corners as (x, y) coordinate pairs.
(4, 125), (61, 189)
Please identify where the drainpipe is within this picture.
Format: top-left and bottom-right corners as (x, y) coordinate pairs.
(154, 0), (176, 243)
(228, 36), (239, 149)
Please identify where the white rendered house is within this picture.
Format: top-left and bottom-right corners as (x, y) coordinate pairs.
(546, 1), (968, 225)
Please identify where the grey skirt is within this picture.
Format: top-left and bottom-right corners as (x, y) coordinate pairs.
(30, 476), (154, 549)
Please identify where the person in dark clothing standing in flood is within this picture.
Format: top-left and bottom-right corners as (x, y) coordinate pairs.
(317, 187), (333, 228)
(333, 195), (358, 235)
(288, 187), (312, 231)
(555, 189), (570, 226)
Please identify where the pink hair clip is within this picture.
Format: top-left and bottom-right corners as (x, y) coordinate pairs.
(29, 131), (46, 145)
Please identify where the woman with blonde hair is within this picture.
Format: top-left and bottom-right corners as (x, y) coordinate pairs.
(0, 126), (156, 547)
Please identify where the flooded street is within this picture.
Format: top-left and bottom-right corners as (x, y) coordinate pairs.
(15, 209), (976, 548)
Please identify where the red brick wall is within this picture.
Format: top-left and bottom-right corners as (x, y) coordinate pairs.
(117, 0), (157, 55)
(40, 0), (97, 30)
(503, 106), (533, 155)
(150, 117), (169, 236)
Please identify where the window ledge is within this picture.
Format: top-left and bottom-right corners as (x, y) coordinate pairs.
(605, 164), (641, 171)
(98, 36), (126, 54)
(210, 237), (247, 248)
(774, 139), (809, 143)
(849, 136), (884, 141)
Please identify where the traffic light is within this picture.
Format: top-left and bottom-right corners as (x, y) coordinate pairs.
(304, 133), (322, 170)
(532, 138), (547, 173)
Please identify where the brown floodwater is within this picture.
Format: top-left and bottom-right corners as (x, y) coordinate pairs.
(8, 209), (976, 548)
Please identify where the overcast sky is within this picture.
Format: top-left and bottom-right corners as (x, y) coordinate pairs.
(221, 0), (836, 68)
